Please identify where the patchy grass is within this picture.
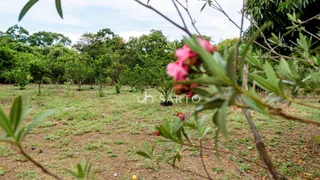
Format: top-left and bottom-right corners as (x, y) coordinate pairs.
(0, 84), (319, 179)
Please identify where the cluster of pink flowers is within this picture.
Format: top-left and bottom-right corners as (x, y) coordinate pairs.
(167, 38), (216, 97)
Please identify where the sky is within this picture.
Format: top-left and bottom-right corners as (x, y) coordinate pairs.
(0, 0), (249, 44)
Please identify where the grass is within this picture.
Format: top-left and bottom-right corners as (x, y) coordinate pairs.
(0, 84), (319, 179)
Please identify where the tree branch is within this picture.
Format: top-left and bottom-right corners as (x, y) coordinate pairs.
(221, 156), (255, 180)
(200, 140), (212, 180)
(269, 109), (320, 127)
(241, 108), (282, 180)
(235, 0), (246, 71)
(175, 0), (202, 36)
(134, 0), (192, 37)
(172, 0), (188, 32)
(18, 145), (63, 180)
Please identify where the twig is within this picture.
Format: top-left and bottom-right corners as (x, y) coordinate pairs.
(301, 28), (320, 41)
(200, 140), (212, 180)
(221, 156), (255, 180)
(299, 13), (320, 25)
(237, 93), (320, 126)
(134, 0), (192, 37)
(210, 1), (240, 29)
(270, 109), (320, 126)
(207, 1), (292, 60)
(248, 14), (279, 55)
(18, 145), (63, 180)
(171, 165), (211, 179)
(235, 0), (246, 71)
(172, 0), (188, 32)
(181, 142), (268, 171)
(175, 0), (202, 36)
(291, 99), (320, 110)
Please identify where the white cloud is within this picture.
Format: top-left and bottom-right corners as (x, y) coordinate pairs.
(0, 0), (250, 43)
(119, 30), (149, 41)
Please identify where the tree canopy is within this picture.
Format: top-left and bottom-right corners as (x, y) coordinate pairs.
(245, 0), (319, 54)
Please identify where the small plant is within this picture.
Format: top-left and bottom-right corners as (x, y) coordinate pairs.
(0, 96), (95, 180)
(66, 160), (95, 180)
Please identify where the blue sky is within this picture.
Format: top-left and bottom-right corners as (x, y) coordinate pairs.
(0, 0), (249, 44)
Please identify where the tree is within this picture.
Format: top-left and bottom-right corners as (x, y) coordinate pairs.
(29, 31), (71, 47)
(29, 58), (49, 95)
(47, 45), (75, 87)
(0, 47), (16, 78)
(66, 57), (91, 91)
(9, 66), (30, 90)
(133, 30), (174, 105)
(74, 28), (125, 95)
(245, 0), (320, 54)
(5, 24), (29, 43)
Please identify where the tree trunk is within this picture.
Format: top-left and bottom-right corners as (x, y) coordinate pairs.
(78, 82), (82, 91)
(242, 64), (249, 91)
(38, 83), (41, 95)
(98, 79), (103, 97)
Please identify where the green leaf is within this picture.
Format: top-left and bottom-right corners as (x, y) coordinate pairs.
(184, 37), (230, 84)
(136, 150), (151, 159)
(173, 76), (228, 86)
(191, 87), (212, 97)
(212, 100), (228, 138)
(251, 74), (278, 93)
(157, 123), (175, 142)
(142, 141), (152, 155)
(15, 127), (26, 143)
(218, 101), (228, 138)
(19, 0), (39, 21)
(77, 163), (84, 178)
(195, 98), (224, 112)
(55, 0), (63, 19)
(65, 169), (80, 178)
(264, 62), (278, 87)
(0, 108), (14, 137)
(199, 127), (211, 139)
(201, 2), (207, 12)
(22, 110), (55, 140)
(242, 92), (268, 114)
(182, 127), (192, 144)
(10, 96), (23, 132)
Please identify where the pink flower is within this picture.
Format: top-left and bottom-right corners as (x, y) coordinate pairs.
(175, 45), (197, 63)
(167, 62), (189, 81)
(153, 130), (161, 136)
(186, 111), (190, 115)
(186, 91), (195, 98)
(185, 84), (198, 98)
(177, 112), (185, 121)
(190, 84), (198, 88)
(198, 38), (216, 53)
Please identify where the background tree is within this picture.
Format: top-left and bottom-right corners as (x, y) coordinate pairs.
(47, 45), (75, 87)
(245, 0), (320, 54)
(74, 28), (125, 95)
(0, 46), (16, 82)
(134, 30), (174, 105)
(28, 31), (71, 47)
(29, 57), (49, 95)
(5, 24), (29, 43)
(66, 57), (91, 91)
